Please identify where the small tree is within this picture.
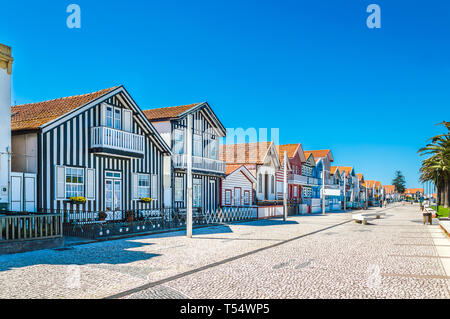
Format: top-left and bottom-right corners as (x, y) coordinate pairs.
(392, 171), (406, 194)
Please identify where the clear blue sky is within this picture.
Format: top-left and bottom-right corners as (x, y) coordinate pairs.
(1, 0), (449, 188)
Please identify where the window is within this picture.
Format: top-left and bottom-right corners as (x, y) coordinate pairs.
(65, 167), (84, 198)
(294, 186), (298, 197)
(193, 134), (202, 157)
(114, 108), (121, 130)
(258, 174), (262, 193)
(175, 177), (184, 202)
(137, 174), (150, 198)
(209, 139), (217, 159)
(302, 187), (312, 198)
(225, 190), (232, 205)
(193, 178), (202, 208)
(271, 175), (275, 194)
(302, 166), (312, 177)
(105, 106), (113, 128)
(244, 190), (250, 205)
(105, 171), (121, 179)
(277, 181), (283, 193)
(174, 129), (184, 155)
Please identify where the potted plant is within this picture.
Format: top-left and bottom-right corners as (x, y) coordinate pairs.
(98, 211), (107, 221)
(125, 210), (134, 223)
(70, 196), (87, 205)
(140, 197), (152, 204)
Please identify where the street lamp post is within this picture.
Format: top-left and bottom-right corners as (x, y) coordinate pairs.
(186, 114), (193, 238)
(283, 151), (288, 222)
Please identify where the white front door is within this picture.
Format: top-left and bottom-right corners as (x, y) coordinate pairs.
(10, 172), (37, 212)
(105, 179), (122, 211)
(234, 188), (241, 206)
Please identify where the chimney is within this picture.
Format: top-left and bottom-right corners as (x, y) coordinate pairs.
(0, 43), (13, 210)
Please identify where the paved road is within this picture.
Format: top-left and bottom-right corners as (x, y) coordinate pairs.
(0, 204), (449, 299)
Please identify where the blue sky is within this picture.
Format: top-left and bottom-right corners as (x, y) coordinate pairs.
(1, 0), (449, 188)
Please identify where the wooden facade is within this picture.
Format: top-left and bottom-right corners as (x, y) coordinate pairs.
(145, 102), (227, 211)
(11, 86), (171, 213)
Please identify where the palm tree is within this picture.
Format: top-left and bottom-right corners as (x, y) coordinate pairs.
(418, 121), (450, 208)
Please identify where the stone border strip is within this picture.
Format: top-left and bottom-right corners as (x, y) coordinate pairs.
(382, 273), (450, 280)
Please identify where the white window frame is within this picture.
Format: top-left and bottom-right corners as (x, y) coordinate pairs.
(173, 129), (184, 155)
(193, 178), (202, 208)
(65, 167), (85, 199)
(193, 133), (202, 157)
(225, 189), (232, 205)
(137, 174), (151, 199)
(175, 177), (184, 202)
(114, 107), (122, 130)
(244, 190), (250, 205)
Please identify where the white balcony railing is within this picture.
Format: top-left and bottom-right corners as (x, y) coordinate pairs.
(173, 154), (226, 174)
(91, 126), (145, 156)
(290, 174), (319, 186)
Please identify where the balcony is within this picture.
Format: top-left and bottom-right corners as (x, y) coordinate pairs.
(289, 174), (319, 186)
(173, 154), (226, 174)
(90, 126), (145, 158)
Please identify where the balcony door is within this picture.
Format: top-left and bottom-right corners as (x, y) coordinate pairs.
(105, 172), (122, 211)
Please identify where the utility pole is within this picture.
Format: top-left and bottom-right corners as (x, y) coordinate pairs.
(186, 114), (193, 238)
(322, 169), (326, 215)
(283, 151), (288, 221)
(343, 173), (346, 211)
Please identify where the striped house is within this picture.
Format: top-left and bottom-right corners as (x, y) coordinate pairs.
(143, 102), (227, 211)
(275, 143), (310, 201)
(10, 86), (171, 213)
(221, 165), (256, 207)
(220, 142), (281, 204)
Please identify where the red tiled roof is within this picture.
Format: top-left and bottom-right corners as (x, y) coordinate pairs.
(225, 164), (244, 175)
(143, 103), (202, 121)
(304, 149), (331, 159)
(337, 166), (353, 177)
(278, 144), (300, 163)
(383, 185), (395, 194)
(11, 87), (118, 131)
(356, 173), (364, 181)
(330, 166), (339, 175)
(220, 142), (273, 165)
(404, 188), (424, 194)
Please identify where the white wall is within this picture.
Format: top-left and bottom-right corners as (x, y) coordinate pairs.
(222, 170), (254, 206)
(255, 165), (276, 201)
(0, 49), (11, 204)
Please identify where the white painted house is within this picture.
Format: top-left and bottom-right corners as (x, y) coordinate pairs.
(221, 164), (256, 207)
(0, 43), (13, 211)
(220, 142), (281, 204)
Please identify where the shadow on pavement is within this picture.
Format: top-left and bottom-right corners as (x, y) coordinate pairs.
(0, 240), (160, 272)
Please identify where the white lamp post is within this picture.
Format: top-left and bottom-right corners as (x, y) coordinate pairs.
(283, 150), (288, 221)
(186, 114), (193, 238)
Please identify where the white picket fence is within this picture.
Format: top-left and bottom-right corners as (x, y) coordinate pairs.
(204, 207), (258, 224)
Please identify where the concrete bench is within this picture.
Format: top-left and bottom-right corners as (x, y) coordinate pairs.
(353, 212), (386, 225)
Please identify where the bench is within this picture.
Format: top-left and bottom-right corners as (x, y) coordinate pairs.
(352, 212), (386, 225)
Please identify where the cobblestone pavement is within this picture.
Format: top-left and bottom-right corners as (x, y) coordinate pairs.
(0, 204), (449, 299)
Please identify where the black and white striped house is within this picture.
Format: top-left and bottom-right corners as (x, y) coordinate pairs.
(10, 86), (171, 213)
(144, 103), (227, 211)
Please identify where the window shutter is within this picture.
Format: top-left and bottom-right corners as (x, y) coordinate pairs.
(55, 166), (66, 200)
(151, 174), (158, 199)
(101, 103), (107, 126)
(132, 173), (139, 200)
(123, 109), (132, 132)
(85, 168), (96, 200)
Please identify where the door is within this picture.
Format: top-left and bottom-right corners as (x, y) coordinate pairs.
(264, 173), (268, 200)
(105, 179), (122, 211)
(234, 188), (241, 206)
(10, 172), (37, 212)
(209, 180), (216, 211)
